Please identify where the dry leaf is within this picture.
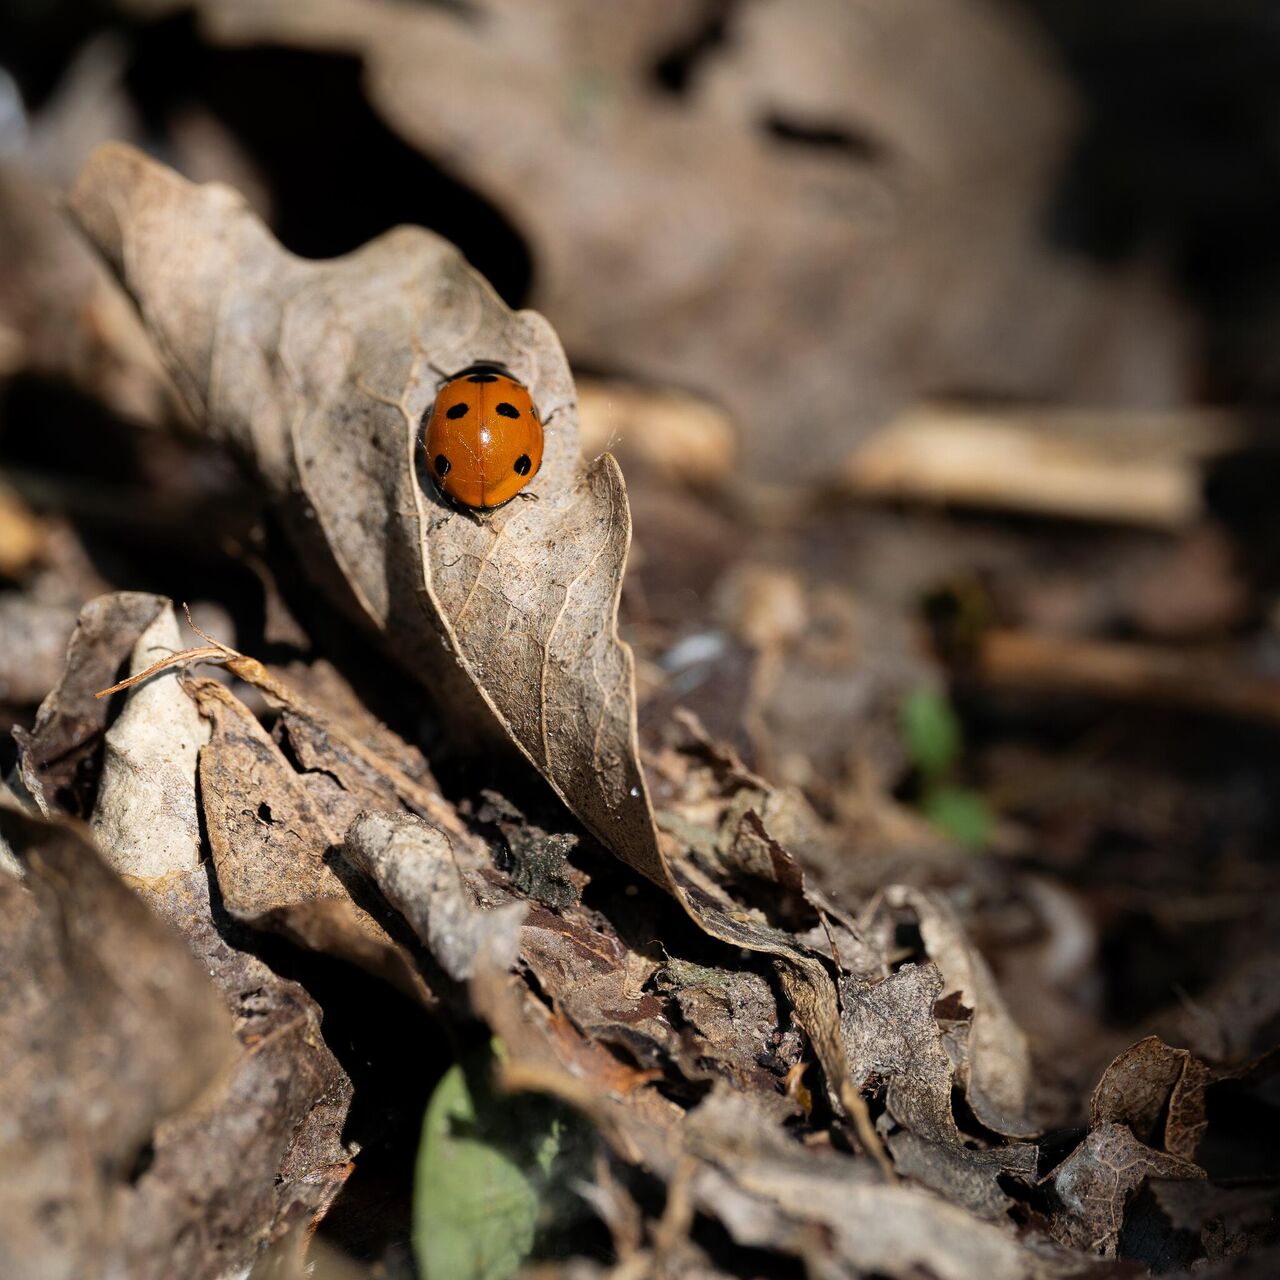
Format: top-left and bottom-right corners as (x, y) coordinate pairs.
(15, 590), (167, 816)
(840, 962), (962, 1144)
(276, 706), (426, 842)
(645, 712), (889, 1147)
(478, 789), (583, 911)
(349, 806), (795, 1106)
(654, 958), (804, 1103)
(884, 885), (1036, 1136)
(886, 1132), (1039, 1220)
(193, 675), (430, 1002)
(475, 933), (1092, 1280)
(69, 142), (666, 891)
(91, 602), (208, 878)
(1090, 1036), (1214, 1164)
(1049, 1122), (1204, 1256)
(498, 1052), (1087, 1280)
(122, 867), (355, 1278)
(0, 805), (236, 1279)
(6, 611), (360, 1275)
(270, 660), (450, 838)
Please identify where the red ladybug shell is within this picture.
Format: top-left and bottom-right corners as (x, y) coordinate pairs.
(423, 365), (544, 508)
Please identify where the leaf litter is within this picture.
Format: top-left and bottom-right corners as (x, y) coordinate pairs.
(0, 133), (1275, 1280)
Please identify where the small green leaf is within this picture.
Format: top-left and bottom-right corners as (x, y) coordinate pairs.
(413, 1043), (591, 1280)
(901, 688), (963, 779)
(921, 784), (994, 851)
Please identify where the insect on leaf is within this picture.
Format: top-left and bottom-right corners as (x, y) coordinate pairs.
(69, 143), (666, 886)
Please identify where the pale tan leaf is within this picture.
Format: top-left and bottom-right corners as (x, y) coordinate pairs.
(70, 142), (666, 889)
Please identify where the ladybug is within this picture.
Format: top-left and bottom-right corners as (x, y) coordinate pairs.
(423, 363), (544, 508)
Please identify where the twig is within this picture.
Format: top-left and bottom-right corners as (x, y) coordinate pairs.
(976, 628), (1280, 725)
(844, 402), (1242, 528)
(96, 605), (465, 834)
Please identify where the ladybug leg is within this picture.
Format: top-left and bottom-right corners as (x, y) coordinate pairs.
(516, 490), (541, 504)
(437, 496), (486, 526)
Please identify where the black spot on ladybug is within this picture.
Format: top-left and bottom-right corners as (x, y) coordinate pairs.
(446, 402), (469, 419)
(467, 372), (498, 383)
(496, 402), (520, 418)
(434, 454), (451, 476)
(514, 454), (532, 475)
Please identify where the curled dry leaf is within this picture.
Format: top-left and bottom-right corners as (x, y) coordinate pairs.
(91, 603), (208, 879)
(8, 603), (357, 1275)
(884, 885), (1036, 1137)
(351, 804), (798, 1107)
(1090, 1036), (1214, 1164)
(70, 141), (664, 891)
(484, 998), (1089, 1280)
(193, 675), (431, 1003)
(681, 1089), (1084, 1280)
(644, 712), (891, 1155)
(15, 590), (167, 816)
(654, 958), (805, 1105)
(122, 867), (355, 1278)
(79, 604), (806, 1117)
(886, 1131), (1039, 1221)
(0, 805), (236, 1280)
(840, 962), (962, 1144)
(1048, 1122), (1204, 1256)
(472, 902), (1096, 1278)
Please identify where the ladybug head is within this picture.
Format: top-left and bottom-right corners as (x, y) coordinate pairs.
(451, 360), (518, 383)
